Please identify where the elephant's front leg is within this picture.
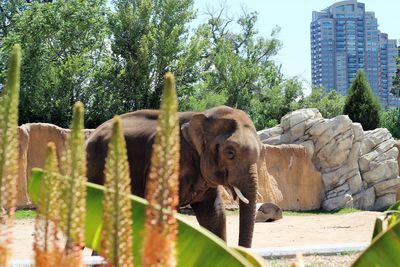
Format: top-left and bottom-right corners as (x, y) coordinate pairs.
(191, 188), (227, 241)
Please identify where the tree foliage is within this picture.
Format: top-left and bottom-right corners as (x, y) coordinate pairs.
(196, 9), (282, 108)
(179, 8), (304, 130)
(0, 0), (110, 128)
(0, 0), (52, 40)
(109, 0), (195, 112)
(0, 1), (343, 130)
(299, 87), (346, 119)
(343, 70), (381, 130)
(380, 108), (400, 139)
(391, 56), (400, 97)
(250, 78), (304, 129)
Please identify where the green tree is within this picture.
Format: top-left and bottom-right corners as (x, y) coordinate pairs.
(109, 0), (195, 111)
(181, 84), (228, 112)
(193, 9), (282, 107)
(181, 8), (298, 130)
(0, 1), (53, 85)
(391, 56), (400, 97)
(0, 1), (53, 39)
(299, 87), (346, 119)
(0, 0), (110, 128)
(0, 1), (304, 131)
(380, 108), (400, 139)
(343, 70), (381, 130)
(250, 78), (303, 129)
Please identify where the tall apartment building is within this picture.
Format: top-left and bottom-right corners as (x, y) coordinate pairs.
(311, 0), (398, 108)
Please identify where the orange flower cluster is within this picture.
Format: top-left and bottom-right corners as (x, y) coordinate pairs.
(142, 73), (180, 267)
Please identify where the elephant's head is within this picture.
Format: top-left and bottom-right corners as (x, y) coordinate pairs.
(182, 106), (261, 247)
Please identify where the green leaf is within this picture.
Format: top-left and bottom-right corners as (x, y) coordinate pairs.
(232, 246), (265, 267)
(371, 216), (384, 240)
(28, 168), (263, 267)
(371, 201), (400, 239)
(387, 200), (400, 211)
(352, 220), (400, 267)
(354, 201), (400, 267)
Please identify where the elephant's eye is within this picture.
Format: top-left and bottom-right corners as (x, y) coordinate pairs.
(224, 148), (236, 160)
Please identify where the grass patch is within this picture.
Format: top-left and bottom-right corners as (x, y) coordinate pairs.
(283, 208), (361, 216)
(15, 209), (36, 219)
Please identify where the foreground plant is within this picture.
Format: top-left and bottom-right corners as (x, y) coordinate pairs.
(0, 44), (21, 267)
(352, 201), (400, 267)
(33, 143), (62, 267)
(100, 116), (133, 266)
(59, 102), (87, 266)
(29, 170), (265, 267)
(142, 72), (180, 267)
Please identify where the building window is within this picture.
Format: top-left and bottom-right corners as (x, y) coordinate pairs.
(336, 5), (345, 12)
(345, 4), (355, 11)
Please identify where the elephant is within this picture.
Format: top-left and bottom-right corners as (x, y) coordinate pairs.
(86, 106), (262, 248)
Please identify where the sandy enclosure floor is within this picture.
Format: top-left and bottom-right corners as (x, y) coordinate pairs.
(10, 211), (379, 260)
(184, 211), (379, 247)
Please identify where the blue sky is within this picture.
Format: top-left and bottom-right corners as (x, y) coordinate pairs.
(194, 0), (400, 93)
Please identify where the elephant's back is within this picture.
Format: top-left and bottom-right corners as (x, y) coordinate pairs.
(85, 109), (196, 194)
(85, 110), (159, 190)
(86, 110), (159, 145)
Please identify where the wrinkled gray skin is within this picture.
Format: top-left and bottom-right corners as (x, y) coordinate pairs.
(86, 106), (262, 247)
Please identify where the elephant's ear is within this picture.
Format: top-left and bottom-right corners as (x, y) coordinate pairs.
(181, 113), (207, 154)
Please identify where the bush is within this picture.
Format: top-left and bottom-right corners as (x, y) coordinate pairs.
(380, 108), (400, 139)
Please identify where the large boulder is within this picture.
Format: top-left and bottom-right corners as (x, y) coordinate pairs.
(258, 109), (400, 211)
(393, 140), (400, 200)
(255, 202), (282, 222)
(16, 123), (94, 207)
(258, 144), (323, 210)
(358, 129), (399, 210)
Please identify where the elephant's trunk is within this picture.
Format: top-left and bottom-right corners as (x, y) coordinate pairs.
(238, 163), (258, 247)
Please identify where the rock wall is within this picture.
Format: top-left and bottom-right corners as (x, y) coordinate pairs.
(259, 109), (400, 211)
(16, 123), (94, 207)
(259, 144), (323, 210)
(395, 140), (400, 200)
(16, 118), (398, 211)
(221, 143), (323, 211)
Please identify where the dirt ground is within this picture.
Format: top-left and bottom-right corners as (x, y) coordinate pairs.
(10, 211), (379, 260)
